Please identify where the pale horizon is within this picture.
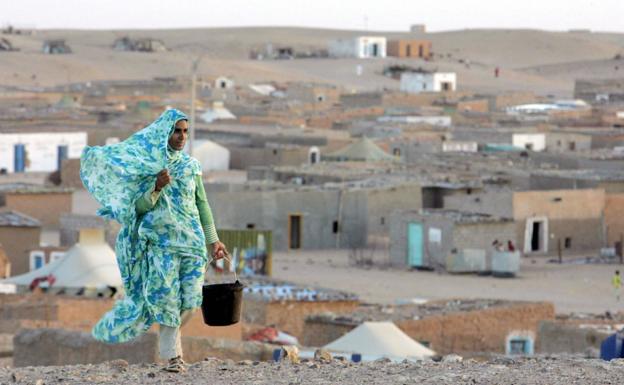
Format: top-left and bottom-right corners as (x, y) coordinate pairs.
(3, 0), (624, 33)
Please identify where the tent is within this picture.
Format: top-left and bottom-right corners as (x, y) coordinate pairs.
(324, 321), (435, 362)
(323, 137), (396, 162)
(193, 140), (230, 171)
(1, 229), (121, 289)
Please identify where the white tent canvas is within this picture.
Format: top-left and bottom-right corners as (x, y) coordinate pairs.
(1, 229), (121, 289)
(324, 321), (435, 362)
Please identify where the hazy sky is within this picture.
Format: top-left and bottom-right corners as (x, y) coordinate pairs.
(2, 0), (622, 32)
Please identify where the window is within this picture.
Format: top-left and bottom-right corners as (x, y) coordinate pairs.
(393, 148), (401, 157)
(508, 339), (528, 355)
(552, 197), (562, 202)
(29, 251), (45, 271)
(246, 223), (256, 229)
(380, 217), (385, 225)
(565, 237), (572, 249)
(333, 221), (339, 234)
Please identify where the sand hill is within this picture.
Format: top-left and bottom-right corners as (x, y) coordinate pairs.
(1, 27), (623, 96)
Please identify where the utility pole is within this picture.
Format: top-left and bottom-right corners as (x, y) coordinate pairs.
(189, 54), (203, 157)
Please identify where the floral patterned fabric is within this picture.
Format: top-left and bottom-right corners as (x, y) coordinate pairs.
(80, 109), (207, 343)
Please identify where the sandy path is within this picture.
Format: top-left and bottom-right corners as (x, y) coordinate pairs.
(272, 249), (624, 314)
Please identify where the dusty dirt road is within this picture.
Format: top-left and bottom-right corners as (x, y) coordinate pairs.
(272, 249), (624, 314)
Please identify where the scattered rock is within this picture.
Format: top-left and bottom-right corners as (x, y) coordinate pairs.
(280, 345), (300, 364)
(375, 357), (392, 364)
(307, 362), (320, 369)
(442, 354), (463, 363)
(35, 380), (44, 385)
(238, 360), (253, 366)
(108, 359), (129, 372)
(10, 372), (23, 382)
(314, 348), (333, 362)
(585, 347), (600, 359)
(147, 372), (156, 378)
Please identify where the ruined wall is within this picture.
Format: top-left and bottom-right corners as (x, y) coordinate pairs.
(0, 294), (241, 340)
(303, 302), (555, 354)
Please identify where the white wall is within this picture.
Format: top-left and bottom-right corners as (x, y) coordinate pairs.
(512, 134), (546, 152)
(0, 132), (87, 173)
(400, 72), (434, 93)
(433, 73), (457, 91)
(378, 115), (452, 127)
(329, 36), (386, 58)
(442, 141), (479, 152)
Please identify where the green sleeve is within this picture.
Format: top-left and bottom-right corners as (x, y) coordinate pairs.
(136, 185), (161, 215)
(195, 174), (219, 244)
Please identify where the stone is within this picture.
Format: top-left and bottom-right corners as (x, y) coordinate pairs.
(108, 359), (129, 372)
(10, 372), (23, 382)
(280, 346), (300, 364)
(314, 349), (333, 362)
(238, 360), (253, 366)
(35, 380), (44, 385)
(442, 354), (463, 363)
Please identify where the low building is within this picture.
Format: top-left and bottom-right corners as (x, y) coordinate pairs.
(400, 71), (456, 94)
(513, 189), (605, 254)
(0, 132), (87, 173)
(0, 211), (41, 276)
(389, 209), (516, 272)
(328, 36), (387, 58)
(1, 186), (73, 229)
(442, 141), (479, 153)
(42, 40), (71, 54)
(387, 39), (432, 59)
(574, 78), (624, 104)
(512, 133), (545, 151)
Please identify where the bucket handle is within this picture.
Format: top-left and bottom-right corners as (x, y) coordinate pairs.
(208, 251), (238, 282)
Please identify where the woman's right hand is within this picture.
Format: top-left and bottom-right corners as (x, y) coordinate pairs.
(155, 169), (171, 192)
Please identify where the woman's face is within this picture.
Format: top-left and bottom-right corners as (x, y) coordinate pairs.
(169, 119), (188, 151)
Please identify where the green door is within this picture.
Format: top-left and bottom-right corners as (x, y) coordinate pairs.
(408, 222), (424, 267)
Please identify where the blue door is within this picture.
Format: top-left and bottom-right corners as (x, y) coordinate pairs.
(14, 144), (25, 172)
(407, 222), (424, 267)
(57, 145), (68, 171)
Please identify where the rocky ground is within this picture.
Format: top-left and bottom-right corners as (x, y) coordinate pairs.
(1, 356), (624, 385)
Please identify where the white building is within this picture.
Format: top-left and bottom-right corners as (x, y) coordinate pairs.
(328, 36), (387, 58)
(512, 133), (546, 152)
(0, 132), (87, 173)
(378, 115), (452, 127)
(442, 141), (479, 153)
(400, 72), (457, 94)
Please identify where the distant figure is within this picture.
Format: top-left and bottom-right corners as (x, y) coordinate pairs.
(495, 67), (500, 78)
(613, 271), (622, 301)
(492, 239), (504, 252)
(507, 240), (516, 252)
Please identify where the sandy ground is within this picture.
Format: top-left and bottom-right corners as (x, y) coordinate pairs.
(272, 249), (624, 315)
(2, 27), (623, 96)
(1, 356), (624, 384)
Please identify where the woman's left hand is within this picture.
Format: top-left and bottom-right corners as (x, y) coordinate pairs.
(211, 241), (228, 260)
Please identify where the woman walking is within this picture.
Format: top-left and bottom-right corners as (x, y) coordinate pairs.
(80, 109), (227, 372)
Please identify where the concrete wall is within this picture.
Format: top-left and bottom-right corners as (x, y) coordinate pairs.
(210, 184), (422, 251)
(546, 133), (592, 152)
(513, 189), (606, 253)
(0, 132), (86, 173)
(228, 146), (309, 170)
(537, 321), (610, 354)
(444, 190), (514, 218)
(13, 328), (274, 367)
(303, 302), (555, 354)
(0, 227), (41, 276)
(5, 192), (72, 229)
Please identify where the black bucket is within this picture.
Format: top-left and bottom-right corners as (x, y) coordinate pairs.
(201, 279), (244, 326)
